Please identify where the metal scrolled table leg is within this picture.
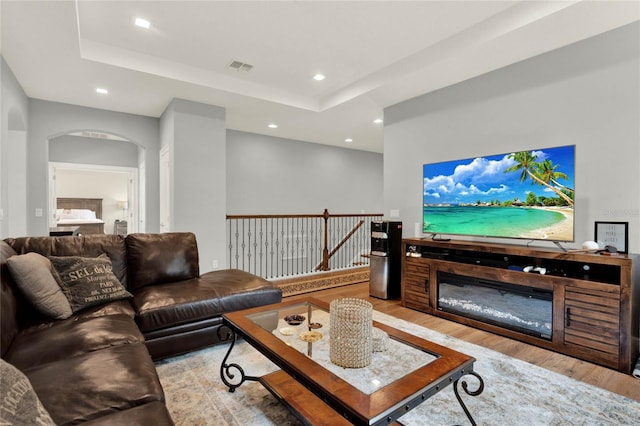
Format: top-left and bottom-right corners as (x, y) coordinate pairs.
(453, 371), (484, 426)
(218, 326), (259, 392)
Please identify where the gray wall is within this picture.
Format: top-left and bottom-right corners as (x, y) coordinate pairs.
(161, 99), (227, 273)
(1, 57), (29, 238)
(384, 22), (640, 253)
(26, 99), (160, 236)
(2, 69), (383, 271)
(49, 134), (139, 168)
(227, 130), (383, 215)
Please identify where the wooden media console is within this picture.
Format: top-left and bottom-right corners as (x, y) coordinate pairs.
(401, 238), (639, 373)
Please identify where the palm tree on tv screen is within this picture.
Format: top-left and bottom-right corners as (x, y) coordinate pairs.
(504, 151), (574, 207)
(536, 159), (574, 195)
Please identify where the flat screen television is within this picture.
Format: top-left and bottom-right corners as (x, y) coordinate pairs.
(423, 145), (575, 242)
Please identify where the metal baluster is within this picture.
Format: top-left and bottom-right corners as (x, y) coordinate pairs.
(251, 218), (257, 275)
(227, 220), (233, 269)
(234, 220), (240, 268)
(296, 218), (303, 274)
(258, 218), (264, 278)
(246, 219), (252, 274)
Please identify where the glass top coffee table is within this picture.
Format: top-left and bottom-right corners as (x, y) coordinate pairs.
(220, 297), (484, 425)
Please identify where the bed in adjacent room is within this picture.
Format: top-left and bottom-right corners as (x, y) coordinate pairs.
(55, 198), (105, 234)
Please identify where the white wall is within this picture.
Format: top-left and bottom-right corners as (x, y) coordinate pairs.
(1, 57), (29, 238)
(227, 130), (383, 215)
(384, 22), (640, 253)
(160, 99), (226, 273)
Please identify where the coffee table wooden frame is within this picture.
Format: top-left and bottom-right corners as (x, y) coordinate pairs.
(220, 297), (484, 425)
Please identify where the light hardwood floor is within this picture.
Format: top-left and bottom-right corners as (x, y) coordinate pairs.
(287, 282), (640, 402)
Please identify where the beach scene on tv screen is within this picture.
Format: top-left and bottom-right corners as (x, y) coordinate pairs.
(423, 145), (575, 241)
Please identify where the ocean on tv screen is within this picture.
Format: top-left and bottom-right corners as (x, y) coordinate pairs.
(422, 205), (573, 240)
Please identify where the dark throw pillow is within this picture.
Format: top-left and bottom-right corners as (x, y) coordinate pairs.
(0, 359), (56, 425)
(49, 254), (132, 313)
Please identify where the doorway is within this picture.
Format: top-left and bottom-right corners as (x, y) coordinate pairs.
(48, 163), (138, 234)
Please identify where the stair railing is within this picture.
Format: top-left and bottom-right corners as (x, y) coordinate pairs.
(226, 209), (383, 279)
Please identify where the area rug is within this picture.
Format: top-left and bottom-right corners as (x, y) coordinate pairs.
(155, 311), (640, 425)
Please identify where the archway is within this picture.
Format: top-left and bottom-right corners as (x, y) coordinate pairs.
(47, 130), (145, 234)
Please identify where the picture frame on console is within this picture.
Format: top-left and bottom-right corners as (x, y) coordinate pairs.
(594, 221), (628, 254)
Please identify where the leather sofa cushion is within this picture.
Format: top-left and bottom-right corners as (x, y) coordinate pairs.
(134, 269), (282, 333)
(25, 343), (164, 425)
(73, 299), (136, 320)
(7, 299), (135, 341)
(5, 314), (144, 371)
(81, 401), (174, 426)
(126, 233), (199, 291)
(5, 235), (128, 287)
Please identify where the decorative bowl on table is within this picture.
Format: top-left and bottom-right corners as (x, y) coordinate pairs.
(284, 314), (305, 326)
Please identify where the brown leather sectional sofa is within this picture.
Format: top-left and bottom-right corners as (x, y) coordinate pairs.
(0, 232), (282, 425)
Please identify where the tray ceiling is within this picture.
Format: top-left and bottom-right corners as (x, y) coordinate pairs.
(2, 1), (638, 152)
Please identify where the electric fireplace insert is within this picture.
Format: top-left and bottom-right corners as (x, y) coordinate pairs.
(437, 272), (553, 340)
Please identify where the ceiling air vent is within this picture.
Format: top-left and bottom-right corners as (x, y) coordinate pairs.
(227, 60), (254, 72)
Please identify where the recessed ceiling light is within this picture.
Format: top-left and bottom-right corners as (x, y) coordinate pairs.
(373, 118), (383, 124)
(96, 88), (108, 95)
(313, 74), (326, 81)
(134, 17), (151, 29)
(268, 123), (278, 129)
(345, 138), (353, 143)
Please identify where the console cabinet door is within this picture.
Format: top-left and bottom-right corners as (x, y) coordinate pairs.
(563, 284), (620, 365)
(403, 257), (430, 311)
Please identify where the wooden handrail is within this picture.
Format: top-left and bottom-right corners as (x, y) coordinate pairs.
(315, 219), (365, 271)
(226, 213), (322, 219)
(226, 212), (382, 219)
